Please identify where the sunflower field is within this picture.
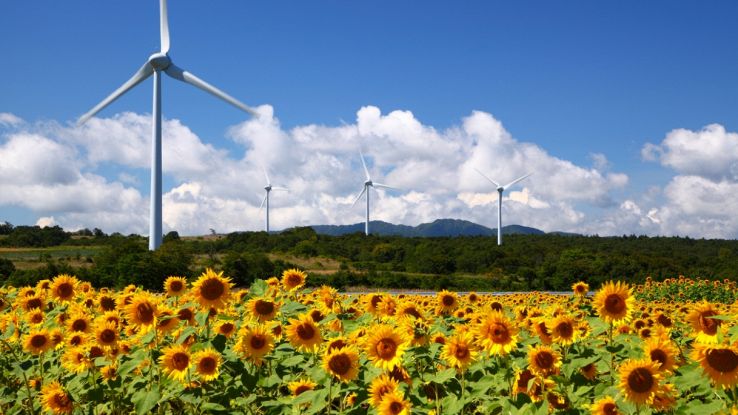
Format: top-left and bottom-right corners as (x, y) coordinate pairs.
(1, 271), (737, 415)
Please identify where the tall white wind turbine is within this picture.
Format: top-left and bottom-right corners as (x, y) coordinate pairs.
(474, 168), (532, 246)
(350, 152), (398, 236)
(77, 0), (258, 250)
(259, 168), (288, 233)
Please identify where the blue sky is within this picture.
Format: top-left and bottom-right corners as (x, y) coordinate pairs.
(2, 1), (738, 238)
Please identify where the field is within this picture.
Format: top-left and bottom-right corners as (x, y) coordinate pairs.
(0, 272), (737, 414)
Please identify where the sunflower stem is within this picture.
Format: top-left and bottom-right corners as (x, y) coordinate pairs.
(327, 378), (332, 415)
(1, 339), (36, 415)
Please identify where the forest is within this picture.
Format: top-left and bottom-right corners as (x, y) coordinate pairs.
(1, 222), (738, 292)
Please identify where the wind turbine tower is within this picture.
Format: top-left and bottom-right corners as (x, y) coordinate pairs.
(78, 0), (258, 250)
(259, 169), (288, 233)
(351, 152), (398, 235)
(474, 169), (532, 246)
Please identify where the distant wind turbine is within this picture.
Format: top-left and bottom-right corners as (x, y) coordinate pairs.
(474, 168), (532, 246)
(259, 168), (288, 233)
(351, 152), (398, 236)
(77, 0), (258, 250)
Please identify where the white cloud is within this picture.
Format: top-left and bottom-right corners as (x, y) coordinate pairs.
(0, 113), (23, 127)
(36, 216), (56, 228)
(1, 106), (636, 236)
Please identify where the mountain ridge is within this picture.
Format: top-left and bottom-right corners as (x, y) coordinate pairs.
(308, 218), (557, 237)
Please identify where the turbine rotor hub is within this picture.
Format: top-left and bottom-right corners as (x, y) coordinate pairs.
(265, 185), (271, 191)
(148, 52), (172, 70)
(365, 180), (372, 187)
(497, 187), (504, 192)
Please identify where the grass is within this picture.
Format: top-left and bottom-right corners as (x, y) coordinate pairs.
(0, 245), (102, 270)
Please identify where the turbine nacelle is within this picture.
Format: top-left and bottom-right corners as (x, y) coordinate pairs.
(264, 185), (272, 192)
(364, 180), (373, 187)
(148, 53), (172, 70)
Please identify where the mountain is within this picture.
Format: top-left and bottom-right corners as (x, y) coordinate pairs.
(310, 219), (547, 237)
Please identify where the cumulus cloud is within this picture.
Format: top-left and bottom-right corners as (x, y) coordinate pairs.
(1, 106), (635, 236)
(0, 113), (23, 127)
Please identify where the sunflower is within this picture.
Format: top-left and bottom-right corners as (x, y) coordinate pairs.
(67, 311), (91, 333)
(396, 302), (425, 320)
(589, 396), (621, 415)
(475, 311), (518, 356)
(50, 274), (78, 303)
(125, 293), (158, 328)
(326, 336), (350, 353)
(191, 268), (232, 310)
(593, 281), (634, 324)
(512, 368), (536, 397)
(247, 297), (280, 322)
(61, 347), (91, 374)
(572, 281), (589, 297)
(368, 374), (400, 408)
(49, 328), (64, 350)
(322, 346), (360, 383)
(23, 329), (53, 354)
(364, 324), (410, 371)
(164, 276), (188, 297)
(215, 320), (237, 338)
(528, 345), (561, 377)
(651, 384), (677, 412)
(618, 359), (661, 405)
(378, 390), (411, 415)
(581, 362), (598, 381)
(94, 321), (119, 348)
(177, 307), (196, 326)
(441, 331), (478, 371)
(159, 344), (191, 382)
(288, 379), (317, 396)
(550, 314), (578, 345)
(235, 324), (275, 365)
(156, 306), (180, 334)
(97, 293), (117, 312)
(286, 314), (322, 353)
(26, 309), (45, 326)
(192, 348), (221, 382)
(532, 318), (553, 344)
(436, 290), (459, 314)
(281, 268), (307, 291)
(692, 342), (738, 388)
(687, 301), (723, 344)
(66, 332), (88, 348)
(100, 365), (118, 381)
(40, 381), (74, 414)
(643, 335), (679, 373)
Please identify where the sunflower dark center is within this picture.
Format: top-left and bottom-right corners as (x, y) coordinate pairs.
(178, 308), (194, 322)
(455, 345), (469, 360)
(30, 334), (47, 348)
(90, 346), (104, 359)
(657, 314), (672, 327)
(555, 322), (573, 338)
(650, 349), (668, 366)
(604, 294), (625, 314)
(169, 280), (184, 292)
(517, 369), (534, 389)
(442, 295), (455, 307)
(71, 319), (88, 332)
(172, 352), (189, 370)
(310, 310), (325, 322)
(27, 298), (43, 310)
(534, 351), (554, 369)
(389, 401), (403, 414)
(328, 353), (351, 375)
(250, 334), (267, 349)
(56, 283), (74, 299)
(99, 329), (116, 344)
(491, 302), (503, 311)
(627, 367), (654, 393)
(706, 348), (738, 373)
(603, 402), (618, 415)
(296, 323), (316, 340)
(491, 323), (510, 342)
(329, 339), (347, 352)
(199, 356), (216, 373)
(295, 385), (311, 395)
(376, 338), (398, 359)
(52, 393), (72, 410)
(201, 279), (225, 301)
(699, 311), (720, 335)
(255, 300), (274, 316)
(136, 302), (155, 324)
(100, 296), (116, 311)
(219, 322), (235, 334)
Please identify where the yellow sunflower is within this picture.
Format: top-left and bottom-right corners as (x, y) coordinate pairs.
(247, 297), (280, 322)
(378, 390), (411, 415)
(593, 281), (634, 324)
(19, 294), (45, 312)
(441, 331), (478, 371)
(281, 268), (307, 291)
(61, 347), (91, 374)
(191, 268), (232, 310)
(550, 314), (578, 346)
(364, 324), (410, 371)
(100, 365), (118, 381)
(692, 342), (738, 388)
(286, 314), (322, 353)
(192, 348), (221, 382)
(40, 381), (74, 414)
(124, 293), (158, 328)
(322, 346), (360, 383)
(528, 345), (561, 377)
(26, 309), (44, 326)
(572, 281), (589, 297)
(215, 320), (237, 338)
(97, 293), (117, 312)
(368, 374), (400, 408)
(589, 396), (621, 415)
(159, 344), (191, 382)
(288, 379), (317, 396)
(235, 324), (275, 365)
(164, 276), (188, 297)
(67, 311), (91, 334)
(618, 359), (661, 405)
(155, 306), (180, 334)
(532, 318), (553, 344)
(687, 301), (723, 344)
(643, 335), (679, 373)
(50, 274), (78, 303)
(23, 329), (53, 355)
(475, 311), (518, 356)
(436, 290), (459, 314)
(94, 321), (119, 349)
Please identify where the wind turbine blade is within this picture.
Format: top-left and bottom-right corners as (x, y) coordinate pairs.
(258, 193), (267, 210)
(160, 0), (170, 53)
(164, 64), (258, 117)
(502, 173), (532, 190)
(350, 187), (367, 208)
(372, 182), (399, 191)
(262, 167), (271, 186)
(359, 151), (371, 181)
(77, 62), (154, 125)
(271, 186), (289, 191)
(473, 167), (501, 188)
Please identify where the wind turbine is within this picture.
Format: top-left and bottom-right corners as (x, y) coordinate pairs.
(474, 168), (532, 246)
(351, 152), (398, 236)
(77, 0), (258, 250)
(259, 168), (288, 233)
